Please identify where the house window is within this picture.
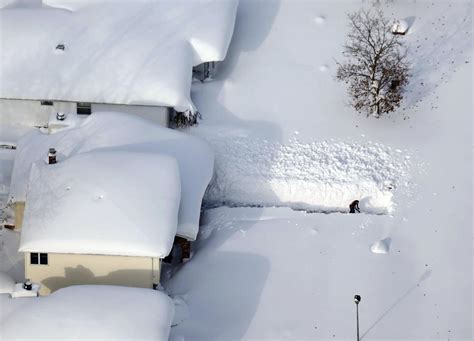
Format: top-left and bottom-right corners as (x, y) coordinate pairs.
(77, 102), (92, 115)
(40, 101), (54, 106)
(30, 253), (48, 265)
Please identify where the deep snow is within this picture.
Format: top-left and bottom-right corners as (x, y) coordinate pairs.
(0, 285), (174, 340)
(203, 134), (412, 214)
(0, 0), (471, 340)
(165, 0), (472, 340)
(20, 151), (181, 258)
(10, 112), (214, 240)
(0, 0), (238, 112)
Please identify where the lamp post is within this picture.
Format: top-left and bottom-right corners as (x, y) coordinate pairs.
(354, 295), (361, 341)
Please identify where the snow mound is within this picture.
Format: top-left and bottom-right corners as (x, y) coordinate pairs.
(370, 237), (392, 254)
(319, 64), (329, 72)
(19, 151), (181, 258)
(0, 272), (15, 295)
(0, 285), (174, 340)
(10, 112), (214, 240)
(0, 0), (238, 112)
(314, 15), (326, 25)
(392, 19), (410, 35)
(203, 136), (411, 214)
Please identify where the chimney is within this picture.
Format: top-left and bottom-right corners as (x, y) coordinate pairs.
(48, 148), (57, 164)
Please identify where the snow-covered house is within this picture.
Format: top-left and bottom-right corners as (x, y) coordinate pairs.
(0, 285), (175, 339)
(19, 150), (181, 295)
(9, 113), (214, 283)
(0, 0), (238, 128)
(9, 112), (214, 240)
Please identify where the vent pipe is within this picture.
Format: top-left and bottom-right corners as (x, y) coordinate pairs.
(48, 148), (57, 164)
(56, 112), (66, 121)
(23, 279), (32, 291)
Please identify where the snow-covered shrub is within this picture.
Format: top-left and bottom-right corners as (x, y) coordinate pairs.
(170, 110), (202, 128)
(336, 9), (410, 118)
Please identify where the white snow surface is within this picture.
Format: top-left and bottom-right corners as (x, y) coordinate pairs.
(0, 0), (238, 112)
(165, 0), (472, 340)
(19, 150), (180, 257)
(10, 112), (214, 240)
(190, 0), (471, 216)
(370, 237), (391, 254)
(0, 0), (471, 339)
(204, 134), (411, 214)
(0, 285), (174, 340)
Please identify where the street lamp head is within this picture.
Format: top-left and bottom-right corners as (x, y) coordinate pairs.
(354, 295), (361, 304)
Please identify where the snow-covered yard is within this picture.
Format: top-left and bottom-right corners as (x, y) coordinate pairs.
(164, 0), (472, 340)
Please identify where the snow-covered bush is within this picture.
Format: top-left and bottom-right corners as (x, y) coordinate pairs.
(170, 110), (202, 128)
(336, 9), (409, 117)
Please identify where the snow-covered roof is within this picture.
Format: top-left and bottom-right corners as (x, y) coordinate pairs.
(0, 285), (174, 340)
(10, 112), (214, 240)
(19, 150), (181, 257)
(0, 0), (238, 111)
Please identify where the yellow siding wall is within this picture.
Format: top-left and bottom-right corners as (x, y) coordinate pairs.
(25, 253), (161, 296)
(14, 202), (25, 232)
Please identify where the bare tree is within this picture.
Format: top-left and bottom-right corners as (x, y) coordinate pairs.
(336, 9), (409, 117)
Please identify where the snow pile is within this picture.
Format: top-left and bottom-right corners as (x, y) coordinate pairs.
(204, 136), (411, 214)
(10, 112), (213, 240)
(20, 151), (181, 257)
(392, 19), (410, 35)
(0, 285), (174, 340)
(0, 0), (238, 111)
(370, 237), (391, 254)
(0, 272), (15, 295)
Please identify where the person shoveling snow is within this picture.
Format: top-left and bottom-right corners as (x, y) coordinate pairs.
(349, 200), (360, 213)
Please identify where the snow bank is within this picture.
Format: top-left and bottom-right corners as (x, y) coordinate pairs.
(10, 112), (214, 240)
(0, 285), (174, 340)
(0, 0), (238, 112)
(19, 150), (181, 258)
(204, 136), (411, 214)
